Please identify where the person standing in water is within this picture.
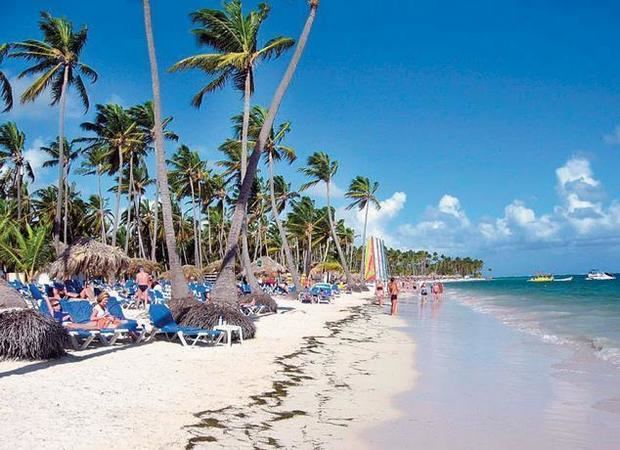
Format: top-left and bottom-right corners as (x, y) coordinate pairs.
(388, 277), (399, 315)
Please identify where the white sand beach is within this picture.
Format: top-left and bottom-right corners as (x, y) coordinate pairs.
(0, 292), (415, 449)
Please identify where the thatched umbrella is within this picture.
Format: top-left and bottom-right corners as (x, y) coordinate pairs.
(310, 261), (343, 277)
(178, 302), (256, 339)
(0, 280), (67, 360)
(48, 238), (130, 280)
(247, 256), (286, 276)
(0, 279), (27, 309)
(126, 258), (163, 276)
(160, 264), (204, 280)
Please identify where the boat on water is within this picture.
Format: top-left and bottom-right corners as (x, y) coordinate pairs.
(528, 274), (554, 282)
(586, 270), (616, 281)
(554, 276), (573, 282)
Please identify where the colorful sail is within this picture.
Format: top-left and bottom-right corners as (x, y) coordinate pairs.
(364, 236), (389, 282)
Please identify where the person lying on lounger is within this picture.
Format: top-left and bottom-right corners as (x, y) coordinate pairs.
(91, 292), (125, 329)
(49, 300), (99, 330)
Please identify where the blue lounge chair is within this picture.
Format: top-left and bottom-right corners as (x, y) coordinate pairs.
(60, 300), (138, 346)
(35, 296), (100, 350)
(107, 297), (147, 342)
(148, 304), (223, 347)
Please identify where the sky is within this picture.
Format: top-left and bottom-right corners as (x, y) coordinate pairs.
(2, 0), (620, 276)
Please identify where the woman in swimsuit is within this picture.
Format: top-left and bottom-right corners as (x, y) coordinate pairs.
(375, 280), (385, 306)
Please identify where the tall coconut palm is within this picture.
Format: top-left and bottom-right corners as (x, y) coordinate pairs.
(142, 0), (191, 303)
(171, 1), (294, 296)
(75, 146), (110, 243)
(79, 104), (144, 247)
(286, 196), (321, 275)
(0, 122), (34, 222)
(129, 100), (178, 261)
(40, 137), (81, 243)
(0, 44), (13, 112)
(210, 0), (319, 304)
(81, 194), (111, 240)
(300, 152), (354, 288)
(234, 105), (302, 293)
(168, 144), (206, 267)
(11, 12), (97, 251)
(345, 176), (380, 283)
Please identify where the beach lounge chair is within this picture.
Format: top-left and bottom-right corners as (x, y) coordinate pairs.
(35, 296), (100, 350)
(148, 304), (223, 347)
(107, 297), (147, 342)
(60, 300), (138, 346)
(240, 302), (267, 316)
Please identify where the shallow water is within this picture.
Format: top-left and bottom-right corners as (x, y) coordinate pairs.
(366, 293), (620, 449)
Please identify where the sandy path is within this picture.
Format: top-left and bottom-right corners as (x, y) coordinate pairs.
(0, 293), (415, 449)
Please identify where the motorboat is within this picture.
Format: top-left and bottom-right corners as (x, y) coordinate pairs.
(554, 276), (573, 282)
(586, 270), (616, 281)
(528, 274), (554, 282)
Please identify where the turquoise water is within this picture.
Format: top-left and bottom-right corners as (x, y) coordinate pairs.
(448, 276), (620, 368)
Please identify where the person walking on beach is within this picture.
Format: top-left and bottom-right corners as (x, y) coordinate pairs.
(388, 277), (399, 315)
(135, 267), (150, 309)
(375, 279), (385, 306)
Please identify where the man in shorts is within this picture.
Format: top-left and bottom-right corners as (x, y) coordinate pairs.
(135, 267), (151, 309)
(388, 277), (399, 315)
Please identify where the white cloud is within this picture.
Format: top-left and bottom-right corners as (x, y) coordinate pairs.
(305, 180), (345, 200)
(23, 137), (50, 187)
(389, 156), (620, 256)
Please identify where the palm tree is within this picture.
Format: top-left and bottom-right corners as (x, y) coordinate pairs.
(0, 122), (34, 222)
(300, 152), (354, 288)
(129, 100), (178, 261)
(171, 1), (294, 296)
(345, 176), (380, 283)
(286, 196), (321, 275)
(141, 0), (191, 304)
(11, 12), (97, 251)
(0, 44), (13, 112)
(40, 137), (81, 243)
(237, 105), (302, 293)
(79, 103), (144, 247)
(210, 0), (319, 304)
(169, 144), (206, 267)
(81, 194), (111, 241)
(75, 146), (110, 243)
(0, 223), (52, 282)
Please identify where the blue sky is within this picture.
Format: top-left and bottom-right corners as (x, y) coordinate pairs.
(2, 0), (620, 275)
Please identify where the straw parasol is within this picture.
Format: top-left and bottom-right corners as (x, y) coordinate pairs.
(310, 261), (343, 277)
(161, 264), (204, 280)
(0, 279), (27, 309)
(48, 238), (130, 280)
(126, 258), (163, 276)
(247, 256), (286, 276)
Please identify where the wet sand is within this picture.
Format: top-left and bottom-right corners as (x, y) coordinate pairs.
(366, 293), (620, 449)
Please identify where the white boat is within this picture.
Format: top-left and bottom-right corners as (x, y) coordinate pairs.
(586, 270), (616, 281)
(554, 276), (573, 282)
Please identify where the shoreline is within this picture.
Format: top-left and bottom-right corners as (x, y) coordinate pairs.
(0, 293), (416, 449)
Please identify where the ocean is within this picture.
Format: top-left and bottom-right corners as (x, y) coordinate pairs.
(449, 276), (620, 369)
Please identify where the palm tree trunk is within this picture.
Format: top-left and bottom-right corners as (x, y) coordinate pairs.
(63, 162), (69, 243)
(16, 164), (22, 222)
(151, 182), (158, 261)
(211, 1), (319, 304)
(189, 177), (199, 266)
(53, 65), (69, 253)
(206, 205), (212, 258)
(360, 201), (369, 284)
(197, 181), (203, 269)
(307, 234), (312, 276)
(97, 165), (107, 244)
(269, 153), (301, 294)
(125, 154), (134, 255)
(135, 192), (147, 259)
(142, 0), (191, 307)
(111, 146), (123, 247)
(326, 180), (354, 288)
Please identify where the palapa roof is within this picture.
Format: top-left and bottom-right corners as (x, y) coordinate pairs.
(248, 256), (286, 275)
(126, 258), (163, 276)
(161, 264), (203, 280)
(310, 261), (343, 276)
(48, 238), (130, 280)
(0, 279), (27, 309)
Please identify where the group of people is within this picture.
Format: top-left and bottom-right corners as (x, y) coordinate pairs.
(374, 278), (445, 315)
(47, 291), (127, 330)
